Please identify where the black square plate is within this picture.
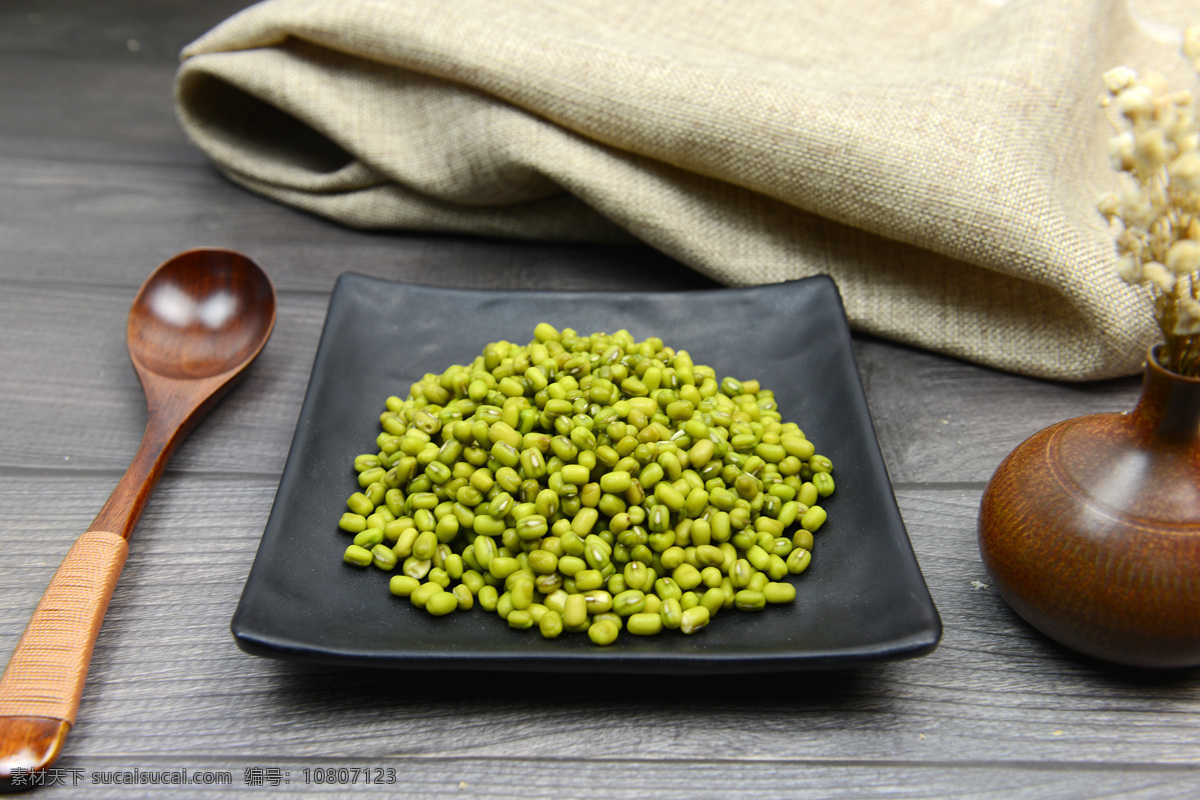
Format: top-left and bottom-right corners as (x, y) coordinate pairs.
(232, 273), (941, 673)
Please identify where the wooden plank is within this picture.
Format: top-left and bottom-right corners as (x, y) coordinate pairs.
(0, 0), (257, 61)
(851, 336), (1143, 483)
(3, 478), (1197, 771)
(21, 755), (1200, 799)
(0, 52), (204, 166)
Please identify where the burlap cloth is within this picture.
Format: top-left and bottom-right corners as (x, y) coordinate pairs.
(175, 0), (1200, 380)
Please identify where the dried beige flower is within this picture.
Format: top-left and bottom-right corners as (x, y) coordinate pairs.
(1098, 55), (1200, 376)
(1186, 25), (1200, 68)
(1108, 131), (1138, 171)
(1144, 261), (1177, 292)
(1169, 151), (1200, 192)
(1103, 66), (1139, 94)
(1115, 253), (1143, 284)
(1097, 191), (1121, 219)
(1136, 127), (1170, 167)
(1168, 239), (1200, 274)
(1177, 297), (1200, 335)
(1117, 186), (1154, 228)
(1118, 84), (1157, 118)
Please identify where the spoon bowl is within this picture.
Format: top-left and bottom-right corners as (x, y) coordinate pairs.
(0, 248), (276, 782)
(131, 250), (276, 380)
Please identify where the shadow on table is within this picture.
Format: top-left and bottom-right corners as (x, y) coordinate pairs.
(986, 601), (1200, 690)
(269, 660), (879, 715)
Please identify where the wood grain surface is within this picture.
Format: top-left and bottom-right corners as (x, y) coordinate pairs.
(0, 1), (1196, 797)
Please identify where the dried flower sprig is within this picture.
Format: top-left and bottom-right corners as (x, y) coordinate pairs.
(1097, 31), (1200, 377)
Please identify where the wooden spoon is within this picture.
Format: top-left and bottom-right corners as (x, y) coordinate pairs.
(0, 248), (276, 781)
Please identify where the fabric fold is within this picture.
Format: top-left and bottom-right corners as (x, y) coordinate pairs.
(175, 0), (1200, 379)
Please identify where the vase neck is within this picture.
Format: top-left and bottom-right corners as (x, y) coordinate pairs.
(1131, 350), (1200, 443)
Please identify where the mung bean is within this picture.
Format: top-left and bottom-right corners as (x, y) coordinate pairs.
(426, 591), (458, 616)
(627, 612), (663, 636)
(343, 544), (373, 567)
(588, 618), (620, 645)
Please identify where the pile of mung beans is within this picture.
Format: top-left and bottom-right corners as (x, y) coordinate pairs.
(338, 324), (834, 645)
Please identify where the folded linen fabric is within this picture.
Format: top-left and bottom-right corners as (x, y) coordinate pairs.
(175, 0), (1200, 379)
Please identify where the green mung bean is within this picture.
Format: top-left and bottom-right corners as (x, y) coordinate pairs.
(507, 609), (534, 629)
(389, 575), (420, 596)
(477, 584), (499, 611)
(786, 547), (812, 574)
(734, 589), (767, 611)
(353, 528), (384, 549)
(453, 584), (474, 610)
(680, 605), (710, 634)
(563, 593), (588, 628)
(792, 529), (814, 551)
(371, 544), (398, 571)
(700, 587), (726, 617)
(346, 492), (374, 516)
(764, 581), (797, 604)
(426, 590), (458, 616)
(801, 505), (828, 532)
(747, 571), (770, 593)
(410, 582), (442, 608)
(539, 609), (563, 638)
(403, 556), (431, 580)
(343, 544), (373, 566)
(627, 612), (663, 636)
(612, 589), (646, 616)
(588, 618), (620, 645)
(339, 513), (367, 533)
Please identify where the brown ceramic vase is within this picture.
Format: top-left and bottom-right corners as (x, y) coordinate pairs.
(978, 346), (1200, 668)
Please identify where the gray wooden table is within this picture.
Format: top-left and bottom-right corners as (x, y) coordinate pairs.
(1, 2), (1197, 797)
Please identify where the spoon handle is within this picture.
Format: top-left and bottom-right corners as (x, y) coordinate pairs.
(0, 530), (128, 779)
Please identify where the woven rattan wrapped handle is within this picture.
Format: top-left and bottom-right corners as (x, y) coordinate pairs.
(0, 531), (128, 778)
